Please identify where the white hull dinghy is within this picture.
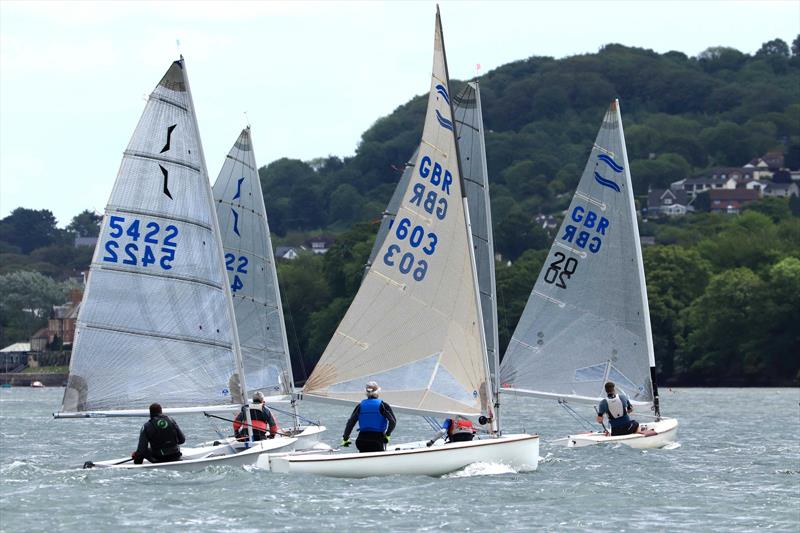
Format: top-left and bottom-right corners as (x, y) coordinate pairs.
(85, 437), (297, 471)
(271, 434), (538, 478)
(500, 101), (678, 449)
(291, 8), (539, 478)
(211, 129), (326, 443)
(198, 424), (328, 453)
(556, 417), (678, 449)
(54, 58), (297, 470)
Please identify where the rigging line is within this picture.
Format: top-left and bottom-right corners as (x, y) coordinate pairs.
(277, 268), (309, 382)
(267, 404), (320, 426)
(559, 400), (595, 431)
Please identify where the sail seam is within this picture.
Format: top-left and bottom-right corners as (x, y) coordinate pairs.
(554, 241), (588, 258)
(80, 322), (234, 350)
(93, 263), (224, 290)
(454, 119), (480, 133)
(225, 154), (256, 171)
(574, 191), (607, 210)
(150, 94), (189, 112)
(109, 207), (213, 231)
(124, 150), (201, 173)
(533, 290), (566, 307)
(421, 139), (448, 157)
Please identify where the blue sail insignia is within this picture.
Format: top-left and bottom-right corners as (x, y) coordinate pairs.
(435, 84), (450, 104)
(435, 110), (453, 131)
(594, 171), (621, 192)
(597, 154), (624, 173)
(232, 177), (245, 200)
(231, 208), (240, 236)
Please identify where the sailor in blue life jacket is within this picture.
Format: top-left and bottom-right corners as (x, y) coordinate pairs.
(341, 381), (397, 453)
(131, 403), (186, 464)
(596, 381), (643, 436)
(233, 391), (279, 441)
(426, 415), (476, 446)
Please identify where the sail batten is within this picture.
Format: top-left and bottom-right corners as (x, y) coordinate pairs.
(500, 101), (655, 405)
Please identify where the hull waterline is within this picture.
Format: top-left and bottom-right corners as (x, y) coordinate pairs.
(559, 417), (679, 449)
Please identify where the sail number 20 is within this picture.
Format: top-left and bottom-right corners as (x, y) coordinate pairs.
(382, 217), (438, 281)
(543, 252), (578, 289)
(102, 215), (178, 270)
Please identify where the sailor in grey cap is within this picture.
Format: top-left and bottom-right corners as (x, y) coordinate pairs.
(341, 381), (397, 452)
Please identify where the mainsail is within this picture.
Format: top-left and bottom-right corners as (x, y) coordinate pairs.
(59, 59), (246, 416)
(303, 11), (492, 419)
(212, 128), (294, 400)
(500, 101), (656, 406)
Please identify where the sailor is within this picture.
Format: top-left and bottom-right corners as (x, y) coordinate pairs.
(341, 381), (397, 453)
(131, 403), (186, 464)
(596, 381), (642, 436)
(426, 415), (476, 446)
(233, 391), (279, 441)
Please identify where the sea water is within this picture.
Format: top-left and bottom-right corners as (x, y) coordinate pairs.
(1, 387), (798, 532)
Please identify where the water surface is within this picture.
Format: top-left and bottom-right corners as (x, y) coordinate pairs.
(1, 387), (798, 531)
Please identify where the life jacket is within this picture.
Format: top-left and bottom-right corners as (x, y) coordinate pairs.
(146, 414), (181, 457)
(233, 405), (276, 440)
(358, 398), (388, 433)
(606, 394), (626, 419)
(448, 418), (474, 437)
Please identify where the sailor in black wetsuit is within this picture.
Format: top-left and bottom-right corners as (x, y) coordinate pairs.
(131, 403), (186, 464)
(341, 381), (397, 453)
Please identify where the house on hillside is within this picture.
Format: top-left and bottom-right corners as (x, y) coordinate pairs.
(763, 181), (799, 198)
(0, 343), (31, 372)
(646, 189), (692, 217)
(710, 167), (755, 182)
(680, 176), (737, 198)
(304, 236), (336, 255)
(709, 189), (761, 214)
(737, 178), (768, 193)
(29, 290), (83, 353)
(748, 151), (784, 171)
(274, 246), (299, 261)
(534, 214), (558, 230)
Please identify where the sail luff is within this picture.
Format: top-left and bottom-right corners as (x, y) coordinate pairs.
(181, 58), (249, 405)
(614, 100), (660, 417)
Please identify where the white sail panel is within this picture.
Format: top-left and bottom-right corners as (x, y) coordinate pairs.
(61, 60), (242, 413)
(304, 15), (490, 417)
(212, 128), (294, 398)
(500, 102), (654, 404)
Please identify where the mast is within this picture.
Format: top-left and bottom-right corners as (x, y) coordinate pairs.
(615, 99), (660, 418)
(437, 7), (496, 434)
(182, 57), (251, 422)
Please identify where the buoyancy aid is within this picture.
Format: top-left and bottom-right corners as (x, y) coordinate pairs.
(233, 405), (277, 439)
(606, 394), (626, 419)
(448, 418), (475, 437)
(146, 415), (181, 457)
(358, 398), (388, 433)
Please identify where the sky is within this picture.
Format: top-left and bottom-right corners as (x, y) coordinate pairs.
(1, 0), (798, 226)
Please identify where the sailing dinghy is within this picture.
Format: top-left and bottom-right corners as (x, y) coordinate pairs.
(270, 9), (539, 478)
(54, 58), (297, 469)
(499, 101), (678, 449)
(210, 127), (326, 450)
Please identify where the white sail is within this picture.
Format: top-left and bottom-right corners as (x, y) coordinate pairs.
(212, 128), (294, 399)
(303, 12), (491, 419)
(500, 101), (655, 406)
(59, 59), (246, 415)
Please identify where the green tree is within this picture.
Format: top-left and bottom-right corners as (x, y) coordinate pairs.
(0, 208), (64, 254)
(0, 271), (70, 345)
(66, 210), (101, 237)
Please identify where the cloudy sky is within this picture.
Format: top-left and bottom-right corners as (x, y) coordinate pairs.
(1, 0), (798, 226)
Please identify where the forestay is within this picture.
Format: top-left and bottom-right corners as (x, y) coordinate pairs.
(500, 101), (655, 406)
(59, 59), (245, 415)
(212, 128), (294, 399)
(303, 14), (491, 418)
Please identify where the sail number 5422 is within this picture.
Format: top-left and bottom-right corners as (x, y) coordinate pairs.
(102, 215), (178, 270)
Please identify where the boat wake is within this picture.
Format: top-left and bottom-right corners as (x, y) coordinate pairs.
(662, 442), (682, 450)
(444, 461), (517, 478)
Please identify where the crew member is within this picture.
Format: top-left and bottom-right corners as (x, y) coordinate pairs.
(426, 415), (476, 446)
(341, 381), (396, 453)
(131, 403), (186, 464)
(234, 391), (279, 441)
(596, 381), (643, 436)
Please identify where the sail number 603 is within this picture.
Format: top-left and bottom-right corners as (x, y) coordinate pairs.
(382, 217), (438, 281)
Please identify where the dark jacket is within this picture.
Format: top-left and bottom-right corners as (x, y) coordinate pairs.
(234, 404), (278, 440)
(343, 399), (396, 440)
(136, 414), (186, 459)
